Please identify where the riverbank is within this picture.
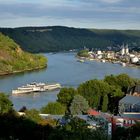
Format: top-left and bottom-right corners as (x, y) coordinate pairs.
(0, 65), (47, 76)
(76, 55), (140, 68)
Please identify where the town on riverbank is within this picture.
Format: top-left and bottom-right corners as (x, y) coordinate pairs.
(77, 44), (140, 68)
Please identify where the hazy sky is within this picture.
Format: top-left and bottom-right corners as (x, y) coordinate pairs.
(0, 0), (140, 29)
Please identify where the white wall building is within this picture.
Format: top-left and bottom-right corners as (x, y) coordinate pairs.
(97, 50), (102, 55)
(131, 57), (139, 63)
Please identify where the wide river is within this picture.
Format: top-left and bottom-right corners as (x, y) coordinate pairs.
(0, 52), (140, 110)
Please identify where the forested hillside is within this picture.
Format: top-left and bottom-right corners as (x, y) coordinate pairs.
(0, 33), (47, 75)
(0, 26), (140, 53)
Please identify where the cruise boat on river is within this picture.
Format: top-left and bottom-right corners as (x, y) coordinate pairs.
(12, 82), (61, 95)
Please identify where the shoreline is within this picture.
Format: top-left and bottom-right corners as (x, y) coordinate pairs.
(76, 55), (140, 68)
(0, 65), (47, 76)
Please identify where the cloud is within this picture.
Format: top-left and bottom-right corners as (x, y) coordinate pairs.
(0, 0), (139, 29)
(100, 0), (123, 3)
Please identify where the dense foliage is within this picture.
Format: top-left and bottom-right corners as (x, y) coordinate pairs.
(25, 109), (42, 123)
(77, 49), (89, 57)
(0, 93), (108, 140)
(70, 95), (89, 115)
(0, 33), (47, 75)
(41, 102), (66, 115)
(104, 74), (136, 93)
(102, 95), (108, 112)
(57, 88), (78, 112)
(48, 116), (108, 140)
(0, 93), (13, 114)
(78, 80), (111, 109)
(0, 112), (109, 140)
(113, 122), (140, 140)
(0, 26), (140, 53)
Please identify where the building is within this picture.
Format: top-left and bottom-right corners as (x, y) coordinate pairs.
(97, 50), (102, 55)
(120, 44), (129, 56)
(131, 56), (139, 63)
(106, 51), (115, 59)
(119, 95), (140, 113)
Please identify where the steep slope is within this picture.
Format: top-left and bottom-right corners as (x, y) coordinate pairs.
(0, 26), (140, 53)
(0, 33), (47, 75)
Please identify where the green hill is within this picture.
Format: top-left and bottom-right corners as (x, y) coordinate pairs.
(0, 33), (47, 75)
(0, 26), (140, 53)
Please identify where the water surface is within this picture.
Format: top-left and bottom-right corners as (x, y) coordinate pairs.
(0, 52), (139, 110)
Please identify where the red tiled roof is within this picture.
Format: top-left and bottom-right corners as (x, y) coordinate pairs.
(88, 109), (100, 116)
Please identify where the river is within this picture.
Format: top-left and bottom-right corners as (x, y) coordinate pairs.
(0, 52), (140, 110)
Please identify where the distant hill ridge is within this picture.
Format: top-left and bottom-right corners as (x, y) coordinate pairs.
(0, 26), (140, 53)
(0, 33), (47, 75)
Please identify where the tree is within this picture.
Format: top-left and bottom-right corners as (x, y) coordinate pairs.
(41, 102), (66, 115)
(108, 86), (124, 114)
(0, 93), (13, 114)
(25, 109), (42, 123)
(48, 116), (108, 140)
(104, 74), (135, 114)
(105, 74), (135, 93)
(68, 116), (88, 131)
(77, 49), (89, 57)
(70, 95), (89, 115)
(104, 75), (119, 87)
(102, 95), (108, 112)
(116, 74), (135, 93)
(78, 79), (110, 108)
(112, 127), (128, 140)
(57, 88), (78, 111)
(129, 122), (140, 140)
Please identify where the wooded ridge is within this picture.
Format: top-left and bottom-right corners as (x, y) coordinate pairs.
(0, 26), (140, 53)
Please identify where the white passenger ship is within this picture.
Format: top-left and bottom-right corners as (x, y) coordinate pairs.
(12, 82), (61, 95)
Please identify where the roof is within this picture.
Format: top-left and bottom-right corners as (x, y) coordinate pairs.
(88, 109), (100, 116)
(119, 95), (140, 105)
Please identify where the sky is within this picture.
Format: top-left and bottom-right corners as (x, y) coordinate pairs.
(0, 0), (140, 29)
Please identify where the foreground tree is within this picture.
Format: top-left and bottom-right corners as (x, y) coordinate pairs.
(108, 86), (124, 114)
(25, 109), (42, 123)
(57, 88), (78, 111)
(0, 93), (13, 114)
(102, 95), (108, 112)
(129, 122), (140, 140)
(104, 74), (136, 93)
(48, 116), (108, 140)
(70, 95), (89, 115)
(41, 102), (66, 115)
(78, 80), (110, 108)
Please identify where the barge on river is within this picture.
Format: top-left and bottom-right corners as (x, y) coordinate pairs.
(12, 82), (61, 95)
